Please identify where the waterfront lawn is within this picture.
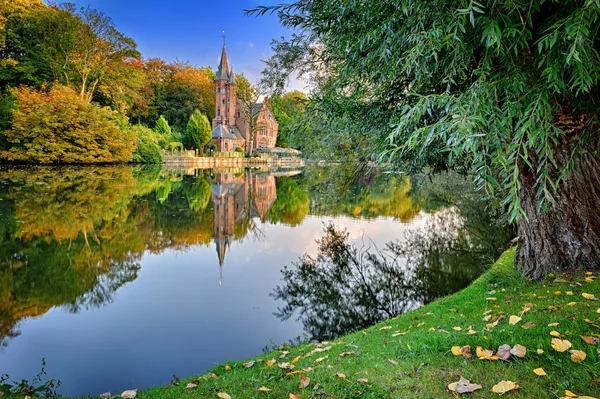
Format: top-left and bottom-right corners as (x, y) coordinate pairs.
(139, 249), (600, 399)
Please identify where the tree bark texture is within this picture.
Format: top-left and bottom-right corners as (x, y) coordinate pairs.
(516, 131), (600, 279)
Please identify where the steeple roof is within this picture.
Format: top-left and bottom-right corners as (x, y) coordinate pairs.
(216, 45), (230, 80)
(228, 68), (236, 85)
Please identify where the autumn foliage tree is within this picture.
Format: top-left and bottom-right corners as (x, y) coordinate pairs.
(2, 85), (134, 163)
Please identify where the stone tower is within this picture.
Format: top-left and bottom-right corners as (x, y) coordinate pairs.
(212, 44), (237, 129)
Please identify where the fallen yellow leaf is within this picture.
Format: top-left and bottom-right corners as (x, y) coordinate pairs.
(339, 351), (355, 357)
(387, 359), (399, 366)
(452, 326), (462, 331)
(217, 393), (231, 399)
(567, 302), (577, 306)
(491, 380), (519, 394)
(550, 330), (561, 337)
(551, 338), (572, 352)
(451, 346), (462, 356)
(522, 321), (536, 329)
(266, 359), (276, 367)
(570, 350), (587, 363)
(380, 326), (392, 330)
(566, 291), (574, 295)
(357, 378), (369, 383)
(336, 373), (346, 379)
(548, 322), (560, 327)
(417, 322), (425, 327)
(582, 293), (596, 299)
(225, 365), (231, 370)
(554, 291), (562, 295)
(258, 386), (271, 392)
(537, 349), (544, 354)
(509, 315), (522, 325)
(476, 346), (498, 360)
(533, 368), (546, 376)
(314, 356), (327, 364)
(289, 394), (301, 399)
(597, 308), (600, 314)
(243, 361), (255, 368)
(291, 356), (301, 364)
(565, 390), (578, 397)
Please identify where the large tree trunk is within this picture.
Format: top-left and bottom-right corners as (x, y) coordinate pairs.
(516, 134), (600, 279)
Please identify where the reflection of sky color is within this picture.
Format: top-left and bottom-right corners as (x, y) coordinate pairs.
(0, 214), (427, 396)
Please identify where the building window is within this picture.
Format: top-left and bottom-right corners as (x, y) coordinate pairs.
(222, 99), (225, 105)
(218, 109), (220, 116)
(225, 142), (229, 151)
(222, 88), (226, 93)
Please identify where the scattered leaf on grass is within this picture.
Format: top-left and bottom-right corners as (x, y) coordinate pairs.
(476, 346), (498, 360)
(266, 359), (276, 367)
(243, 361), (255, 368)
(581, 336), (599, 345)
(460, 346), (472, 359)
(289, 394), (301, 399)
(491, 380), (519, 394)
(522, 322), (536, 329)
(582, 293), (596, 300)
(451, 346), (462, 356)
(568, 302), (578, 306)
(551, 338), (572, 352)
(225, 365), (232, 370)
(511, 344), (526, 358)
(550, 330), (562, 337)
(448, 377), (483, 394)
(497, 344), (511, 360)
(279, 362), (295, 370)
(537, 349), (544, 354)
(570, 350), (587, 363)
(548, 322), (560, 327)
(509, 316), (522, 325)
(336, 373), (346, 379)
(299, 376), (310, 388)
(292, 356), (301, 363)
(339, 351), (355, 357)
(357, 378), (369, 383)
(186, 383), (197, 389)
(258, 386), (271, 392)
(565, 390), (577, 397)
(387, 359), (399, 366)
(533, 368), (546, 376)
(314, 356), (327, 364)
(380, 326), (391, 330)
(453, 326), (462, 331)
(217, 393), (231, 399)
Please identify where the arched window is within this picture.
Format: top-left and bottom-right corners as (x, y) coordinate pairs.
(218, 109), (220, 116)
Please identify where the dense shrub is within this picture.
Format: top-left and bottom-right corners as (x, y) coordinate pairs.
(131, 125), (162, 163)
(2, 85), (135, 163)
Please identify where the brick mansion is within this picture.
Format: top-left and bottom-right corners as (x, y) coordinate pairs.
(211, 43), (279, 152)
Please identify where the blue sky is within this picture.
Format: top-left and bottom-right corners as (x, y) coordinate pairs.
(57, 0), (303, 90)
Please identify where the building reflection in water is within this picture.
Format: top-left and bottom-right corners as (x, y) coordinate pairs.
(209, 168), (293, 284)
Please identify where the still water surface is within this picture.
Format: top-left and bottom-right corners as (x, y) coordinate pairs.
(0, 165), (511, 395)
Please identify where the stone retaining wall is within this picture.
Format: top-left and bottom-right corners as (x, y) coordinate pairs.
(162, 156), (305, 168)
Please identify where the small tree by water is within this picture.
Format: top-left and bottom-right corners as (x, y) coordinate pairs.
(183, 109), (211, 154)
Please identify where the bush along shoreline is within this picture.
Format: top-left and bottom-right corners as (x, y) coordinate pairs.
(88, 249), (598, 399)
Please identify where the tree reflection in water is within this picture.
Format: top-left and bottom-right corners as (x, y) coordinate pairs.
(272, 173), (514, 341)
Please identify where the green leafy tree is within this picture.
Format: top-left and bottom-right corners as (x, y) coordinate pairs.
(183, 109), (211, 153)
(131, 125), (162, 163)
(249, 0), (600, 278)
(154, 115), (174, 149)
(270, 91), (307, 148)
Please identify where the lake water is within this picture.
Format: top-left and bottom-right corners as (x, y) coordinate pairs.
(0, 164), (511, 396)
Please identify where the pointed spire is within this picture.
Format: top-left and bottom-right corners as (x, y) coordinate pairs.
(228, 68), (236, 85)
(216, 37), (230, 80)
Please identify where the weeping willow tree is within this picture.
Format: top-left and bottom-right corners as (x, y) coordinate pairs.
(248, 1), (600, 279)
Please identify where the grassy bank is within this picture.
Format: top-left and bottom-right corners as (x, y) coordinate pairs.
(138, 249), (599, 399)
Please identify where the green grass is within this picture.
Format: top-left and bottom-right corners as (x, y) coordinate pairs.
(135, 249), (600, 398)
